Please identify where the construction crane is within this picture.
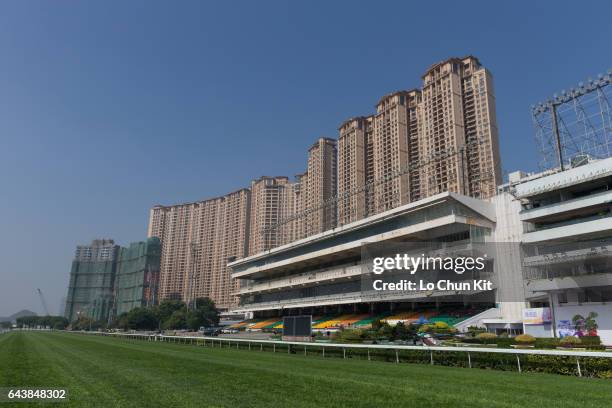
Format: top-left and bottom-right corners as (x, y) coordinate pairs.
(37, 288), (50, 316)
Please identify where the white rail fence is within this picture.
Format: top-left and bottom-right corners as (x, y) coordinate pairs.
(74, 331), (612, 377)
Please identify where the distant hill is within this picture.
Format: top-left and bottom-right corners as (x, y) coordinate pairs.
(0, 310), (38, 323)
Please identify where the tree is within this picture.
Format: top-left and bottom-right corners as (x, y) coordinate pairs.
(393, 322), (416, 341)
(48, 316), (69, 330)
(186, 297), (219, 330)
(376, 322), (394, 339)
(14, 315), (68, 329)
(16, 315), (39, 328)
(154, 300), (186, 325)
(572, 312), (599, 335)
(112, 313), (129, 330)
(71, 316), (106, 331)
(126, 308), (158, 330)
(163, 309), (187, 330)
(1, 321), (12, 329)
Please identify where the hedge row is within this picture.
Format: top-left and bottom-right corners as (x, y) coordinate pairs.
(460, 336), (603, 350)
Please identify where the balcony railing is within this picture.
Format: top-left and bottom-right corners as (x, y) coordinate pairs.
(239, 263), (362, 295)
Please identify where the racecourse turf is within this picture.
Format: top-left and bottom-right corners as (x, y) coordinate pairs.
(0, 331), (611, 408)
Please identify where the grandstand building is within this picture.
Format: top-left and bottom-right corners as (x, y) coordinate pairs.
(513, 157), (612, 344)
(229, 191), (525, 329)
(229, 158), (612, 343)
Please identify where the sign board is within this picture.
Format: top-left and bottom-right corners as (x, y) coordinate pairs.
(522, 307), (552, 325)
(282, 315), (312, 341)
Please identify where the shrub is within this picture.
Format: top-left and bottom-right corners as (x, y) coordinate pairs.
(356, 348), (612, 377)
(418, 322), (456, 336)
(474, 332), (497, 345)
(371, 320), (382, 331)
(514, 334), (536, 345)
(434, 321), (449, 329)
(333, 329), (365, 343)
(361, 330), (376, 341)
(534, 338), (559, 349)
(580, 336), (601, 346)
(377, 322), (394, 338)
(598, 370), (612, 379)
(417, 324), (430, 333)
(559, 336), (582, 347)
(467, 325), (486, 334)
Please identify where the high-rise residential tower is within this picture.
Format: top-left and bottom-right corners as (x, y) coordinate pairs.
(338, 117), (367, 226)
(406, 89), (423, 202)
(336, 56), (501, 225)
(248, 176), (291, 256)
(305, 137), (337, 235)
(420, 56), (501, 199)
(372, 92), (411, 213)
(114, 237), (161, 316)
(211, 189), (251, 307)
(64, 239), (120, 322)
(147, 188), (250, 310)
(284, 172), (308, 243)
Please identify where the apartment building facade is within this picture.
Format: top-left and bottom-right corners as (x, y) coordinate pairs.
(337, 56), (501, 226)
(64, 239), (120, 322)
(284, 172), (307, 243)
(305, 137), (337, 235)
(420, 56), (501, 199)
(338, 117), (367, 226)
(249, 176), (291, 255)
(145, 56), (501, 309)
(114, 237), (161, 316)
(147, 188), (250, 310)
(372, 92), (412, 213)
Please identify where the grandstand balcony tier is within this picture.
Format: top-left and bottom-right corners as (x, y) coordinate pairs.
(228, 192), (513, 319)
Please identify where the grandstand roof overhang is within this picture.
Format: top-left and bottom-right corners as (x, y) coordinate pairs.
(514, 157), (612, 199)
(229, 192), (495, 280)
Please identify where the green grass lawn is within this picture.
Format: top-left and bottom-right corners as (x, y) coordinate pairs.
(1, 332), (611, 408)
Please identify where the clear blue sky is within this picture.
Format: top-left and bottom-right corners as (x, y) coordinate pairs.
(1, 1), (610, 316)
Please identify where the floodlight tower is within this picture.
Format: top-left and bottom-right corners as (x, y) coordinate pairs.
(532, 69), (612, 171)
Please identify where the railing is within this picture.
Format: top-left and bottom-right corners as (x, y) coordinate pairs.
(75, 331), (612, 377)
(520, 189), (612, 215)
(531, 212), (612, 232)
(240, 263), (362, 295)
(239, 283), (498, 311)
(238, 292), (364, 311)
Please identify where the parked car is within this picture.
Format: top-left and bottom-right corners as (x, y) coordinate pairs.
(221, 328), (239, 334)
(198, 327), (221, 336)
